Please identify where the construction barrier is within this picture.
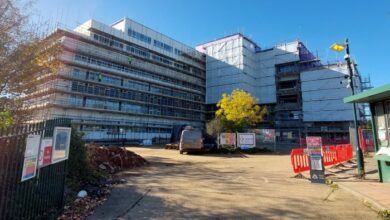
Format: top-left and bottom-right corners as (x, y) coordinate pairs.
(290, 148), (310, 173)
(290, 144), (353, 174)
(358, 128), (374, 152)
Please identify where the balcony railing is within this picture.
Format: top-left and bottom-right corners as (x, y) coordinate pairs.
(275, 103), (301, 111)
(277, 87), (299, 95)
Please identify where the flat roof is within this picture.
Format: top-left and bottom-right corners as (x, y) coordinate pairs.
(344, 83), (390, 103)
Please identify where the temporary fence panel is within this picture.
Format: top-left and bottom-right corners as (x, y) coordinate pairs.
(290, 144), (353, 174)
(290, 148), (310, 173)
(0, 118), (71, 220)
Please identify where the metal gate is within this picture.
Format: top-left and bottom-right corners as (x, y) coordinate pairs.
(0, 118), (71, 219)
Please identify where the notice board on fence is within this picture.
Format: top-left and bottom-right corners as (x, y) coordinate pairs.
(22, 134), (41, 182)
(306, 136), (325, 184)
(250, 129), (275, 143)
(220, 133), (236, 146)
(237, 133), (256, 149)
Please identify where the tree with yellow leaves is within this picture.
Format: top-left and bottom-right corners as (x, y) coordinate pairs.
(216, 89), (267, 132)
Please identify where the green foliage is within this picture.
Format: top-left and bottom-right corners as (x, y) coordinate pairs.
(66, 127), (101, 191)
(0, 111), (13, 129)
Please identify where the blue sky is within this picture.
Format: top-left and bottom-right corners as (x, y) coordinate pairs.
(33, 0), (390, 87)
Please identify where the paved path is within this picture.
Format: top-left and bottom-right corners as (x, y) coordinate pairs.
(326, 155), (390, 211)
(90, 147), (379, 219)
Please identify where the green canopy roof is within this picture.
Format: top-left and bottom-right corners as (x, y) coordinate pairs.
(344, 83), (390, 103)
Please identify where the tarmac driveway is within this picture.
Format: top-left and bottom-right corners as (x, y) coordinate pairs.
(90, 147), (378, 220)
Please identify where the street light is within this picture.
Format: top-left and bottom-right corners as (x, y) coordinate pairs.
(330, 38), (365, 177)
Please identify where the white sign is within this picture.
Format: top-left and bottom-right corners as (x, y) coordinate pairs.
(237, 133), (256, 148)
(25, 135), (41, 157)
(21, 134), (41, 182)
(52, 127), (71, 163)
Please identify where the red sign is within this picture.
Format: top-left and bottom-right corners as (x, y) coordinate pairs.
(39, 138), (53, 167)
(42, 146), (52, 166)
(306, 136), (322, 147)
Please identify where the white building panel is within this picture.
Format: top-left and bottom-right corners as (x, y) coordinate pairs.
(256, 86), (277, 104)
(302, 88), (351, 102)
(256, 76), (275, 86)
(301, 64), (360, 122)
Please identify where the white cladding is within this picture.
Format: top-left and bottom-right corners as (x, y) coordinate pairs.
(199, 35), (256, 103)
(197, 35), (300, 104)
(301, 64), (360, 122)
(74, 18), (204, 67)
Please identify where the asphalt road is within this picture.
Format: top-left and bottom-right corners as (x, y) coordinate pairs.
(90, 147), (379, 220)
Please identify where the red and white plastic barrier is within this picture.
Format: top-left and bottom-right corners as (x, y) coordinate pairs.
(290, 144), (353, 174)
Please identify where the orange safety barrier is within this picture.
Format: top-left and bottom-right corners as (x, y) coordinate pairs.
(322, 145), (337, 166)
(290, 148), (310, 173)
(290, 144), (353, 173)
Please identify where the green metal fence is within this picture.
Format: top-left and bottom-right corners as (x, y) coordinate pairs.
(0, 118), (71, 220)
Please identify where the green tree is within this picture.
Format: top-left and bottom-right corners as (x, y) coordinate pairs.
(0, 111), (13, 129)
(216, 89), (267, 132)
(0, 0), (61, 123)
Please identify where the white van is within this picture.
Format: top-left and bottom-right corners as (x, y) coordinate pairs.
(179, 130), (203, 154)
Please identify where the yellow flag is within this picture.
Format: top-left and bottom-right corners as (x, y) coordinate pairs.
(330, 43), (345, 52)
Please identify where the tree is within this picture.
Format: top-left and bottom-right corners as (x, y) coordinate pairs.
(0, 111), (13, 129)
(206, 118), (225, 138)
(0, 0), (61, 123)
(216, 89), (267, 132)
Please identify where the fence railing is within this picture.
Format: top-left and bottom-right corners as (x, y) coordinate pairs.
(290, 144), (353, 174)
(0, 118), (71, 220)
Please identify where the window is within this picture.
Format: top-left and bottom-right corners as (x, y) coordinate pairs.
(153, 40), (173, 53)
(174, 48), (183, 56)
(126, 45), (150, 59)
(72, 69), (85, 79)
(128, 29), (151, 44)
(152, 55), (172, 65)
(375, 102), (388, 147)
(277, 63), (298, 74)
(74, 53), (204, 92)
(85, 98), (119, 111)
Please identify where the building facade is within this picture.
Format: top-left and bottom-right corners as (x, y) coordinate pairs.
(27, 18), (206, 143)
(196, 34), (363, 145)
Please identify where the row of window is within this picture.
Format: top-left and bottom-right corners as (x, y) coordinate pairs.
(93, 33), (204, 77)
(154, 40), (173, 53)
(68, 96), (203, 120)
(70, 81), (204, 111)
(127, 28), (186, 57)
(82, 124), (172, 134)
(277, 63), (299, 74)
(72, 68), (204, 102)
(127, 29), (152, 44)
(74, 54), (205, 92)
(93, 34), (124, 49)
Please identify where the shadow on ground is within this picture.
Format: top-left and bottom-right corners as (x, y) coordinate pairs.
(89, 149), (379, 220)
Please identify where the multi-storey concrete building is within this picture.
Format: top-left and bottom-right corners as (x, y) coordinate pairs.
(28, 18), (364, 145)
(196, 33), (362, 145)
(27, 18), (206, 143)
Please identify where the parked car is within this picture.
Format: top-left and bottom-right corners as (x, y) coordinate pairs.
(179, 129), (203, 154)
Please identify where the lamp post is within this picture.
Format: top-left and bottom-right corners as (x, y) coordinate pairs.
(330, 39), (365, 177)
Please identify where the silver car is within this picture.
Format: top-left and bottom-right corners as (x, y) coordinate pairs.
(179, 130), (203, 154)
